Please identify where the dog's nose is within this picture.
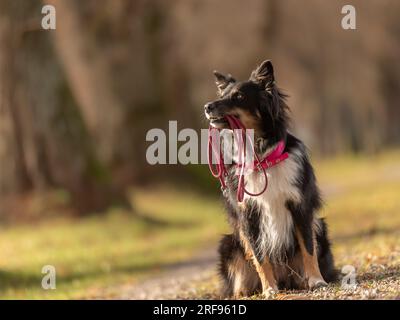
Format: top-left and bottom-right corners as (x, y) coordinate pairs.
(204, 102), (215, 113)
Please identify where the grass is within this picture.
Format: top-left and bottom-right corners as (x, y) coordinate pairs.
(0, 188), (228, 299)
(0, 150), (399, 299)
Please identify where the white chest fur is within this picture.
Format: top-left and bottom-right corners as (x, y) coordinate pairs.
(241, 148), (302, 260)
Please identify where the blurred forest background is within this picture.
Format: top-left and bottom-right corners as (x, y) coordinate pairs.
(0, 0), (400, 300)
(1, 0), (400, 220)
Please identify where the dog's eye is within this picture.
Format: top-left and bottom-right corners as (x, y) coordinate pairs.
(233, 92), (244, 101)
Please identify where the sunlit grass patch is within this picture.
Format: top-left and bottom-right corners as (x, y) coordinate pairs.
(0, 188), (227, 299)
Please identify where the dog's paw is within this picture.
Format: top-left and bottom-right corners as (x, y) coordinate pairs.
(308, 277), (328, 290)
(262, 287), (277, 299)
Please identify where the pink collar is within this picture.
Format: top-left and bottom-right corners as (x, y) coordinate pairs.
(254, 140), (289, 171)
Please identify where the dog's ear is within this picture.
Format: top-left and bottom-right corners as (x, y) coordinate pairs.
(252, 61), (284, 119)
(250, 60), (275, 91)
(213, 71), (235, 96)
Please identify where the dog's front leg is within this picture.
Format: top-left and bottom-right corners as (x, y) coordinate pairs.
(251, 255), (278, 298)
(287, 202), (327, 290)
(239, 231), (277, 298)
(295, 227), (327, 290)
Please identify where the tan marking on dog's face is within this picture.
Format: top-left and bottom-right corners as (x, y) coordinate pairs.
(231, 108), (261, 131)
(206, 80), (264, 132)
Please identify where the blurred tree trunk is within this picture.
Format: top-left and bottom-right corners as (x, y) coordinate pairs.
(0, 7), (52, 195)
(46, 0), (124, 163)
(0, 7), (55, 219)
(0, 17), (33, 195)
(0, 1), (132, 218)
(45, 0), (132, 213)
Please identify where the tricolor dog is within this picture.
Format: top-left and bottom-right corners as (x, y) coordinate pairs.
(204, 60), (337, 298)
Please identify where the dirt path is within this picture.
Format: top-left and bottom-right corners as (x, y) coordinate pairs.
(114, 248), (220, 300)
(111, 246), (399, 300)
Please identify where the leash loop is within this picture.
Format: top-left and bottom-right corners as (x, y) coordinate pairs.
(207, 115), (288, 202)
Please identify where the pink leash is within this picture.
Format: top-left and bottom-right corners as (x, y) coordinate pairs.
(208, 115), (289, 202)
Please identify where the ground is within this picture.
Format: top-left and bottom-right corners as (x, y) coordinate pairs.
(0, 151), (399, 299)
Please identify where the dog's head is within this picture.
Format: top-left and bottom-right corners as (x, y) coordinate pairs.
(204, 60), (288, 139)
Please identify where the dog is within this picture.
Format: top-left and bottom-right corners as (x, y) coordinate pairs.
(204, 60), (337, 298)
